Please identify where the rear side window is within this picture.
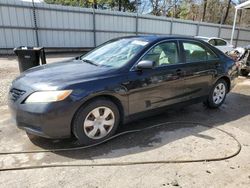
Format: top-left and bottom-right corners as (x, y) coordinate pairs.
(215, 39), (227, 46)
(182, 42), (218, 62)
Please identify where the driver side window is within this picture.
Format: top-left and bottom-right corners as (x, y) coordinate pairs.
(141, 42), (179, 67)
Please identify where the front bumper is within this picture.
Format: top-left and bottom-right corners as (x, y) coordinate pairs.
(8, 93), (78, 139)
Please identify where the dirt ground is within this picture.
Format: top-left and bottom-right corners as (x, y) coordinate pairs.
(0, 55), (250, 187)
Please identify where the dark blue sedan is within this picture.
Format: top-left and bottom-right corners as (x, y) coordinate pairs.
(8, 35), (238, 144)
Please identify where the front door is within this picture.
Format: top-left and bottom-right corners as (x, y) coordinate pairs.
(126, 40), (188, 115)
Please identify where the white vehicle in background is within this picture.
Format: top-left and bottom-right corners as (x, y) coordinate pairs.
(195, 36), (234, 53)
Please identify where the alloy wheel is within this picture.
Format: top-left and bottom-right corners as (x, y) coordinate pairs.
(212, 83), (226, 105)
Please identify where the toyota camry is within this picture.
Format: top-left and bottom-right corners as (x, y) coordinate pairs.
(8, 35), (238, 144)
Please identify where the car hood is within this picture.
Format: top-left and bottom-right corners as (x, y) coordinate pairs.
(13, 59), (116, 91)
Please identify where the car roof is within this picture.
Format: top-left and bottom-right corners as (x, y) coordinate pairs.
(115, 35), (202, 43)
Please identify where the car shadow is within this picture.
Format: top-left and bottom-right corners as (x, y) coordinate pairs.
(26, 91), (250, 161)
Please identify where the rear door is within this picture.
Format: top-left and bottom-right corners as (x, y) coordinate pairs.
(180, 40), (220, 100)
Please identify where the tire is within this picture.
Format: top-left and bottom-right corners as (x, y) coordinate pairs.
(204, 79), (228, 109)
(240, 69), (249, 77)
(72, 99), (120, 145)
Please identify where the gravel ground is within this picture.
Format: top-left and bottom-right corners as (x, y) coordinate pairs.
(0, 56), (18, 106)
(0, 53), (81, 106)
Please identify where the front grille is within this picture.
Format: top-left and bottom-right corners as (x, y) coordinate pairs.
(9, 88), (26, 102)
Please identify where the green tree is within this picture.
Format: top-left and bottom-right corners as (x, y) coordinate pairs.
(44, 0), (250, 27)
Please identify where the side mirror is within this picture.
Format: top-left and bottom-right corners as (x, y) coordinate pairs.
(136, 60), (155, 70)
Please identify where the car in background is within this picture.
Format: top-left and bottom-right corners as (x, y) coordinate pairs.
(8, 35), (238, 145)
(195, 36), (234, 53)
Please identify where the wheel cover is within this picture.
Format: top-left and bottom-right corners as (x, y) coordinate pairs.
(83, 106), (115, 140)
(212, 83), (226, 105)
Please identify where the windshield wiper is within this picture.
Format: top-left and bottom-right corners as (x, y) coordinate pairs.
(81, 59), (98, 66)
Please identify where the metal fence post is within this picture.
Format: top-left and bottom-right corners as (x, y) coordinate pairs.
(32, 0), (39, 46)
(218, 24), (222, 37)
(93, 8), (96, 47)
(235, 28), (240, 47)
(170, 17), (173, 35)
(135, 14), (138, 35)
(196, 22), (200, 36)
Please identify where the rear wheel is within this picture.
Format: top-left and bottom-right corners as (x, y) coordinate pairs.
(72, 99), (120, 145)
(204, 79), (228, 108)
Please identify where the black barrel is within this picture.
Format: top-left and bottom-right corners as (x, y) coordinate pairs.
(13, 46), (46, 73)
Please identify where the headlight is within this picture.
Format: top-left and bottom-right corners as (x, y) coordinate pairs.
(24, 90), (72, 103)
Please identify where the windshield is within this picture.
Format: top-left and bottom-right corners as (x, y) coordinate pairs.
(80, 38), (149, 68)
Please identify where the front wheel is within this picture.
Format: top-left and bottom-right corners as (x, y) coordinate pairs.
(72, 99), (120, 145)
(204, 79), (228, 109)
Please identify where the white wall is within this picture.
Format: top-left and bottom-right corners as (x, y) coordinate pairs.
(0, 0), (250, 53)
